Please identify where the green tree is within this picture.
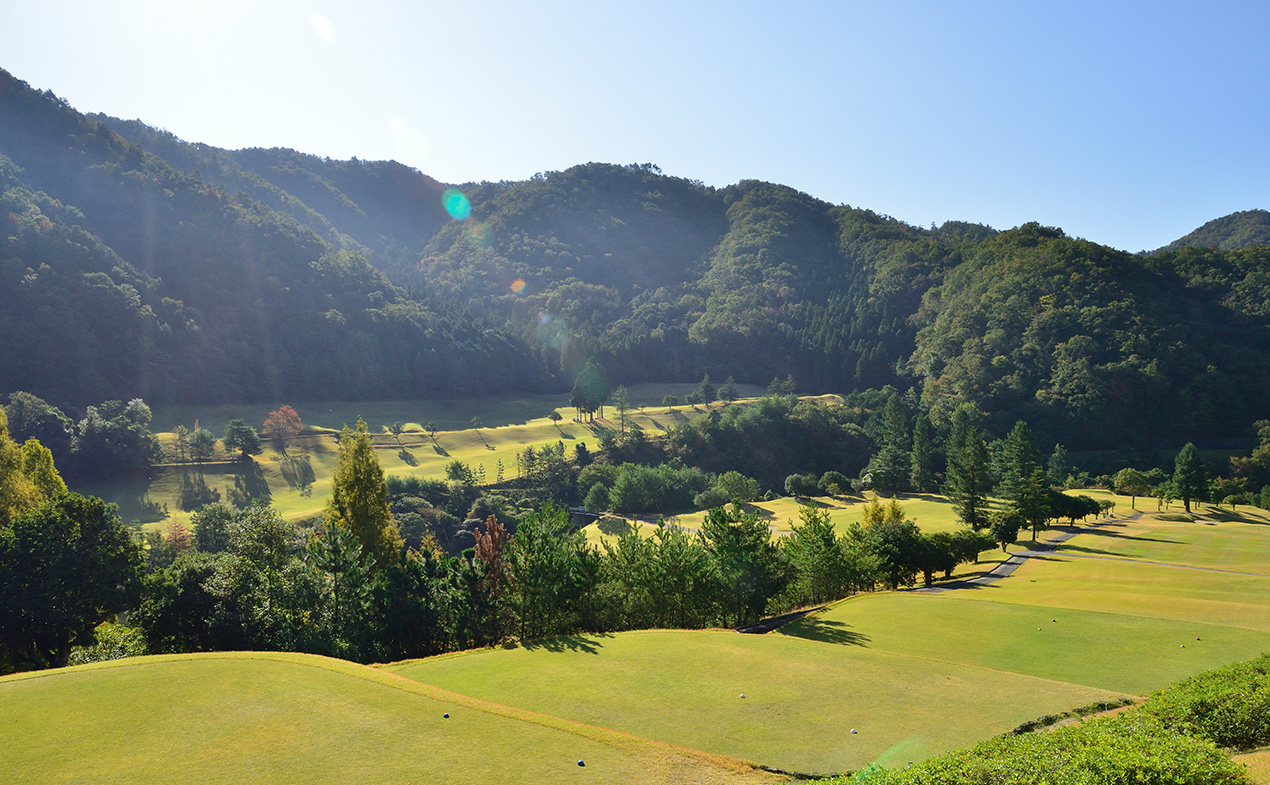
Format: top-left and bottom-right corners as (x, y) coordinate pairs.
(506, 504), (599, 640)
(909, 413), (934, 493)
(1016, 468), (1052, 541)
(548, 410), (563, 433)
(945, 429), (991, 530)
(867, 392), (910, 497)
(326, 418), (403, 568)
(697, 373), (717, 405)
(1172, 442), (1207, 513)
(860, 499), (924, 590)
(662, 394), (678, 412)
(719, 376), (739, 403)
(783, 503), (875, 604)
(612, 385), (631, 435)
(998, 420), (1041, 502)
(1113, 467), (1152, 509)
(308, 524), (375, 659)
(572, 358), (611, 421)
(19, 438), (67, 502)
(190, 502), (235, 553)
(188, 427), (216, 462)
(223, 419), (262, 461)
(699, 505), (787, 627)
(1047, 443), (1071, 487)
(0, 493), (145, 670)
(715, 470), (760, 505)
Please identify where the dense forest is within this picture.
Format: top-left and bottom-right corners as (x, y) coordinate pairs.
(3, 68), (1270, 450)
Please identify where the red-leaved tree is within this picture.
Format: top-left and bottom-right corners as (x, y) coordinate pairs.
(262, 405), (302, 455)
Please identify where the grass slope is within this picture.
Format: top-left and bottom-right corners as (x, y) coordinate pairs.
(90, 386), (769, 531)
(384, 630), (1126, 776)
(0, 652), (778, 785)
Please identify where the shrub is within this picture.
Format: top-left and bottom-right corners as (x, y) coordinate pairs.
(835, 712), (1247, 785)
(1140, 652), (1270, 750)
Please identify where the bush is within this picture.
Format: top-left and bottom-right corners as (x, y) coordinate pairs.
(836, 712), (1247, 785)
(1140, 653), (1270, 750)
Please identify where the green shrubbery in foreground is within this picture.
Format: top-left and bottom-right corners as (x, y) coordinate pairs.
(1140, 653), (1270, 751)
(820, 653), (1270, 785)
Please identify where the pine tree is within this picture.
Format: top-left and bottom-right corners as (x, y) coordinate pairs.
(945, 429), (991, 530)
(867, 393), (910, 496)
(326, 418), (402, 568)
(1172, 442), (1207, 513)
(1047, 443), (1070, 487)
(910, 414), (934, 492)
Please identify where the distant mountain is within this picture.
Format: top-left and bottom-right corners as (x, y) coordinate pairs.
(1153, 209), (1270, 254)
(4, 67), (1270, 448)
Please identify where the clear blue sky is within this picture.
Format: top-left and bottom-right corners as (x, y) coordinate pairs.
(3, 0), (1268, 251)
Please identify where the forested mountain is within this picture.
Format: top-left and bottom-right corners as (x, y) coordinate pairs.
(1153, 209), (1270, 254)
(3, 68), (1270, 449)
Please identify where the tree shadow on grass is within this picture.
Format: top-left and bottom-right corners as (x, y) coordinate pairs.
(398, 449), (419, 467)
(280, 455), (315, 497)
(597, 516), (633, 536)
(432, 443), (449, 457)
(228, 462), (272, 508)
(780, 618), (870, 646)
(518, 633), (614, 655)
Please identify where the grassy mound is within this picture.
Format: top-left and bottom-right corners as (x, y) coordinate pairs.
(385, 629), (1126, 776)
(0, 651), (777, 785)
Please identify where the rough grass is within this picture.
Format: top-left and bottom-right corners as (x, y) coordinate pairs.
(384, 629), (1127, 776)
(0, 651), (779, 785)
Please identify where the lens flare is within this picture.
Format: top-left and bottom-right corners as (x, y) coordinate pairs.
(442, 188), (471, 220)
(510, 278), (527, 294)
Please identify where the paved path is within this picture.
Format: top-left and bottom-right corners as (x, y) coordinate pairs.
(911, 511), (1144, 593)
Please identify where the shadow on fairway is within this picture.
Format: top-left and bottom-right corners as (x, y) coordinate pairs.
(782, 618), (871, 646)
(519, 634), (614, 655)
(398, 449), (419, 466)
(432, 443), (449, 456)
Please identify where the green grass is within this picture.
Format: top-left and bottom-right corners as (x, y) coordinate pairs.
(384, 630), (1125, 776)
(0, 651), (778, 785)
(92, 386), (779, 531)
(778, 592), (1268, 695)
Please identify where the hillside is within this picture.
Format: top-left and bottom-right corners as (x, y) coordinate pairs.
(4, 68), (1270, 449)
(1153, 209), (1270, 254)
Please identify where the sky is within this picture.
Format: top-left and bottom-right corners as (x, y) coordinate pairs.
(2, 0), (1268, 252)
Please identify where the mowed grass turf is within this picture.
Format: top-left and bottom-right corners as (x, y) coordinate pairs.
(384, 629), (1126, 776)
(0, 652), (779, 785)
(778, 592), (1267, 695)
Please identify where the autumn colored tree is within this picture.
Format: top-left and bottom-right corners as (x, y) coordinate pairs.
(262, 406), (302, 455)
(325, 418), (402, 568)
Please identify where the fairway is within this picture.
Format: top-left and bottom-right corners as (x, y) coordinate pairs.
(0, 652), (778, 785)
(384, 629), (1126, 775)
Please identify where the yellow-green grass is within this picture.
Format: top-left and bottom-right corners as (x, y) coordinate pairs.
(970, 546), (1270, 633)
(0, 651), (778, 785)
(384, 629), (1126, 776)
(88, 388), (780, 531)
(147, 383), (768, 436)
(778, 592), (1267, 695)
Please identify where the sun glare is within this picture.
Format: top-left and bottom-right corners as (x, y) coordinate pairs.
(310, 14), (336, 42)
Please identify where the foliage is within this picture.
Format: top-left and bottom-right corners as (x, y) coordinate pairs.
(1139, 653), (1270, 751)
(325, 418), (402, 567)
(0, 493), (144, 670)
(1172, 442), (1208, 513)
(698, 505), (787, 627)
(262, 406), (302, 454)
(223, 418), (262, 460)
(841, 712), (1248, 785)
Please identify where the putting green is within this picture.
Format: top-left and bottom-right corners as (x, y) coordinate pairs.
(0, 652), (776, 785)
(384, 629), (1126, 776)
